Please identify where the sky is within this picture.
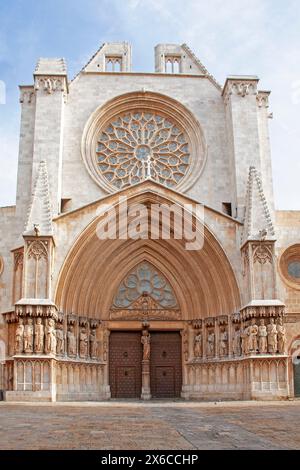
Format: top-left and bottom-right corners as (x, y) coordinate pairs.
(0, 0), (299, 209)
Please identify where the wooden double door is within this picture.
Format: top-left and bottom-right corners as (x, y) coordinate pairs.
(109, 331), (182, 399)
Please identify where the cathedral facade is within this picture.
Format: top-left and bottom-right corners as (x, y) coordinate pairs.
(0, 42), (300, 402)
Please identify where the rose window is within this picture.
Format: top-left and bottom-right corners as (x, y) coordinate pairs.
(96, 112), (190, 190)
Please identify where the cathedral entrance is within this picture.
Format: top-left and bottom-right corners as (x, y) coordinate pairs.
(109, 332), (142, 398)
(150, 332), (182, 398)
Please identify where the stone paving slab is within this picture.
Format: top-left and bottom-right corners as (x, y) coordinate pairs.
(0, 401), (300, 450)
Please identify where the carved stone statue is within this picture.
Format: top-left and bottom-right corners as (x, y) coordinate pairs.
(15, 318), (24, 354)
(276, 318), (287, 354)
(241, 326), (249, 355)
(219, 329), (228, 356)
(89, 329), (98, 359)
(141, 330), (151, 360)
(233, 328), (241, 356)
(46, 319), (56, 354)
(67, 326), (76, 356)
(194, 331), (202, 358)
(34, 318), (44, 353)
(79, 327), (88, 358)
(207, 331), (215, 356)
(258, 319), (268, 354)
(56, 324), (64, 355)
(267, 318), (277, 354)
(248, 319), (258, 353)
(24, 319), (34, 353)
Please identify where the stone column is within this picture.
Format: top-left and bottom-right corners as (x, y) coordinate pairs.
(141, 330), (151, 400)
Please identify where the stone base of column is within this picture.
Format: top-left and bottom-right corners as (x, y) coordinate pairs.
(141, 359), (151, 400)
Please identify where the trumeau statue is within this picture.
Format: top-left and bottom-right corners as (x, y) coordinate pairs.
(67, 326), (76, 356)
(141, 330), (151, 361)
(56, 324), (64, 355)
(34, 318), (44, 353)
(207, 331), (215, 356)
(219, 329), (228, 356)
(276, 318), (287, 354)
(15, 318), (24, 354)
(46, 319), (56, 354)
(79, 327), (88, 358)
(89, 329), (98, 359)
(267, 318), (277, 354)
(24, 319), (34, 353)
(248, 319), (258, 353)
(194, 331), (202, 358)
(258, 319), (268, 354)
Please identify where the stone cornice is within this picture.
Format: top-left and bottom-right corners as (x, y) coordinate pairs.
(222, 76), (259, 103)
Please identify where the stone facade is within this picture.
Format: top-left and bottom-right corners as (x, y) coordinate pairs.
(0, 42), (300, 402)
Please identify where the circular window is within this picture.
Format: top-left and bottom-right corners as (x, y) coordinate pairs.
(279, 244), (300, 289)
(81, 92), (206, 193)
(96, 111), (190, 190)
(288, 261), (300, 280)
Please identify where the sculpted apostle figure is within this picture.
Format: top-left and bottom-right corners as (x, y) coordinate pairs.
(24, 319), (34, 353)
(207, 331), (215, 356)
(267, 318), (277, 354)
(89, 329), (98, 359)
(241, 326), (249, 355)
(56, 324), (64, 355)
(258, 319), (268, 354)
(233, 328), (241, 356)
(219, 329), (228, 356)
(79, 327), (88, 358)
(34, 318), (44, 353)
(194, 331), (202, 358)
(46, 319), (56, 354)
(67, 326), (76, 356)
(248, 319), (258, 353)
(15, 318), (24, 354)
(141, 330), (151, 361)
(276, 318), (287, 354)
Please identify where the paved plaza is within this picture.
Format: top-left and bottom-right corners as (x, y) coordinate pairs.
(0, 400), (300, 450)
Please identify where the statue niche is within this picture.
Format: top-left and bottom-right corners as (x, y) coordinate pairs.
(109, 261), (181, 321)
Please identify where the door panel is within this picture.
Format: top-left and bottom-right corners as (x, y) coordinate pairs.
(109, 332), (142, 398)
(150, 332), (182, 398)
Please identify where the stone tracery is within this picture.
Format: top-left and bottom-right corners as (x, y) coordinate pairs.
(96, 111), (190, 190)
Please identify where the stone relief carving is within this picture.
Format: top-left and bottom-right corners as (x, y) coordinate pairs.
(248, 319), (258, 353)
(15, 319), (24, 354)
(267, 318), (277, 354)
(141, 330), (151, 361)
(34, 318), (44, 354)
(67, 326), (76, 357)
(253, 244), (273, 265)
(233, 328), (241, 356)
(89, 329), (98, 359)
(45, 319), (56, 354)
(194, 331), (202, 359)
(207, 331), (215, 357)
(56, 324), (64, 355)
(258, 319), (268, 354)
(27, 240), (48, 260)
(24, 319), (34, 353)
(219, 329), (228, 356)
(276, 318), (287, 354)
(79, 328), (88, 358)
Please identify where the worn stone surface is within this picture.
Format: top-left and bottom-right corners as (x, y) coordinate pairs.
(0, 401), (300, 450)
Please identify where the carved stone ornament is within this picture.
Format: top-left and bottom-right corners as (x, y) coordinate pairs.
(27, 240), (48, 260)
(253, 244), (273, 265)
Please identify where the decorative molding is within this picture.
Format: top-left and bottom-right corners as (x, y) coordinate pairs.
(26, 240), (48, 261)
(109, 308), (181, 321)
(19, 88), (35, 104)
(14, 251), (24, 271)
(240, 304), (285, 321)
(34, 76), (67, 94)
(223, 78), (258, 104)
(252, 243), (273, 265)
(15, 302), (58, 320)
(257, 92), (270, 109)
